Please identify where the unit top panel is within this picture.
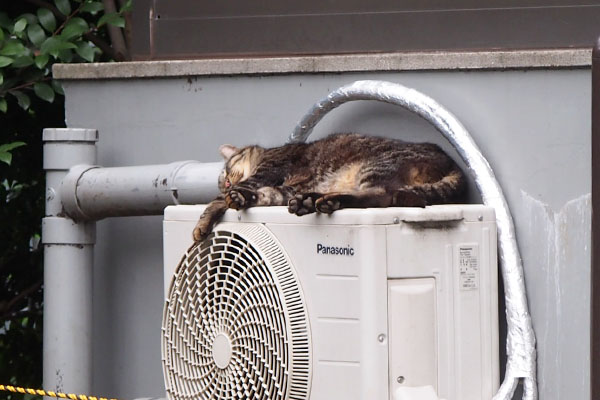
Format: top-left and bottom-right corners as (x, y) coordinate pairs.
(164, 204), (495, 225)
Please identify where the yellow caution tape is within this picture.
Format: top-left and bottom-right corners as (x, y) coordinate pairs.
(0, 384), (117, 400)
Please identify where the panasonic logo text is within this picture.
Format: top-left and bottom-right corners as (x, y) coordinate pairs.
(316, 243), (355, 256)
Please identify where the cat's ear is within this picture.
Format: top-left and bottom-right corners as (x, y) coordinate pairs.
(219, 144), (238, 161)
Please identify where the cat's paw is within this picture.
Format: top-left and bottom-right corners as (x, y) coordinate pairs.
(315, 195), (342, 214)
(193, 216), (212, 243)
(288, 193), (320, 216)
(393, 188), (427, 207)
(225, 187), (257, 210)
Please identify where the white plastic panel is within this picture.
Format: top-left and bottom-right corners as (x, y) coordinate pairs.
(388, 278), (437, 393)
(386, 218), (499, 400)
(266, 223), (389, 400)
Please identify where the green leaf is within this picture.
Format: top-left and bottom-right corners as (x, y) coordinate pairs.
(0, 13), (12, 30)
(37, 8), (57, 32)
(75, 41), (95, 62)
(0, 151), (11, 165)
(60, 17), (88, 40)
(34, 82), (54, 103)
(12, 55), (34, 68)
(13, 18), (28, 33)
(11, 90), (30, 110)
(0, 142), (26, 153)
(120, 0), (133, 13)
(98, 12), (125, 28)
(14, 29), (26, 41)
(34, 53), (49, 69)
(0, 142), (26, 165)
(0, 72), (3, 85)
(55, 0), (72, 16)
(0, 40), (27, 56)
(51, 79), (64, 95)
(40, 36), (77, 57)
(0, 97), (6, 113)
(0, 55), (13, 67)
(0, 28), (4, 42)
(17, 13), (38, 25)
(81, 1), (104, 14)
(27, 24), (46, 47)
(57, 48), (73, 62)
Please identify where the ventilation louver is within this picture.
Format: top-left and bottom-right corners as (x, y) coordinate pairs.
(162, 224), (311, 400)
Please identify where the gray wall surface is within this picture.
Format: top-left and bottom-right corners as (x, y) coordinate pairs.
(61, 68), (591, 399)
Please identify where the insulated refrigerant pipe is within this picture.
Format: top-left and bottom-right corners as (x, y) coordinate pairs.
(289, 80), (537, 400)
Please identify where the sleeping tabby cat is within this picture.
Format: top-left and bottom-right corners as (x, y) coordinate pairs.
(193, 133), (466, 242)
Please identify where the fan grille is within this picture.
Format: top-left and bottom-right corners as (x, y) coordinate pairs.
(162, 224), (311, 400)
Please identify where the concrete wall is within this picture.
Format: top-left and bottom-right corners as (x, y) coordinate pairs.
(59, 59), (591, 399)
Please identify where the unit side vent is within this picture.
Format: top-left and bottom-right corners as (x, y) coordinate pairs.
(162, 223), (311, 400)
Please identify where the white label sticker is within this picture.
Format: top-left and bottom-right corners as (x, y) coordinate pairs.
(459, 245), (479, 291)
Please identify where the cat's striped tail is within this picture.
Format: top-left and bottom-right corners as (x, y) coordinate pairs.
(396, 167), (467, 206)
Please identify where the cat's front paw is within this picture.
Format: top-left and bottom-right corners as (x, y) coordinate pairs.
(288, 193), (320, 216)
(193, 215), (212, 243)
(225, 187), (258, 210)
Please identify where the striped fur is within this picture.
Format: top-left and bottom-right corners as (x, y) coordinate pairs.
(193, 133), (466, 242)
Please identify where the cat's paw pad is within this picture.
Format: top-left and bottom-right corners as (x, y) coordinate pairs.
(315, 196), (341, 214)
(393, 189), (427, 208)
(225, 188), (257, 210)
(288, 193), (318, 216)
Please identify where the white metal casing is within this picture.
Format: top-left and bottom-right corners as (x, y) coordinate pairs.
(163, 204), (499, 400)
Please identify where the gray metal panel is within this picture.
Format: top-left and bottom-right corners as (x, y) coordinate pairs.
(133, 1), (600, 58)
(62, 68), (590, 399)
(153, 0), (600, 17)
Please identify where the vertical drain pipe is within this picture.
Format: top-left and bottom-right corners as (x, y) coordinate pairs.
(42, 128), (98, 397)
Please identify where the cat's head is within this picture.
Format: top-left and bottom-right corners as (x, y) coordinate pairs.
(218, 144), (264, 192)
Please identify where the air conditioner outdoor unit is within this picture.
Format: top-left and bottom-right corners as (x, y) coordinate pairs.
(162, 204), (499, 400)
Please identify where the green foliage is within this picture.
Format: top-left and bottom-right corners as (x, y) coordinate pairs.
(0, 142), (26, 165)
(0, 1), (131, 397)
(0, 0), (131, 114)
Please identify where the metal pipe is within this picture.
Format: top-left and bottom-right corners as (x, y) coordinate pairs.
(43, 126), (222, 399)
(60, 161), (222, 221)
(289, 80), (537, 400)
(42, 128), (98, 398)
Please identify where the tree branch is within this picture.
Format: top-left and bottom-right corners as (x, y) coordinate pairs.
(0, 77), (52, 96)
(0, 279), (43, 321)
(102, 0), (130, 60)
(83, 31), (125, 61)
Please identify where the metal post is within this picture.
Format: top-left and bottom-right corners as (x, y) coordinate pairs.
(42, 128), (98, 397)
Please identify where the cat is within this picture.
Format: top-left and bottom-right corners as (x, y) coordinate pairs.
(193, 133), (466, 242)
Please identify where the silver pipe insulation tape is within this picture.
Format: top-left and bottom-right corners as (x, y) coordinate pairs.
(288, 80), (537, 400)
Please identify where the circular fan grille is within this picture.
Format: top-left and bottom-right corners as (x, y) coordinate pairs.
(162, 224), (311, 400)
